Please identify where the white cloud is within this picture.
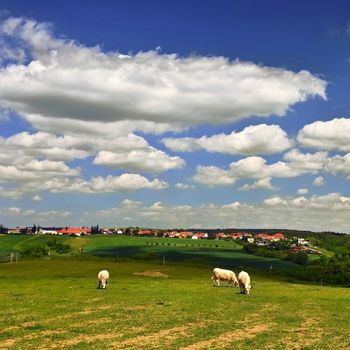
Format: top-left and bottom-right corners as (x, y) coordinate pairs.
(120, 199), (142, 209)
(313, 176), (325, 187)
(297, 188), (308, 195)
(40, 174), (168, 193)
(163, 124), (293, 155)
(264, 196), (287, 206)
(1, 207), (21, 215)
(297, 118), (350, 152)
(193, 165), (236, 186)
(32, 195), (42, 201)
(239, 177), (277, 191)
(1, 130), (185, 174)
(175, 182), (194, 190)
(93, 148), (185, 173)
(84, 193), (350, 231)
(325, 153), (350, 178)
(0, 16), (326, 133)
(194, 149), (330, 187)
(282, 149), (328, 172)
(0, 160), (79, 183)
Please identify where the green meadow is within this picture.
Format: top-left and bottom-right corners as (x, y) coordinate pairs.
(0, 235), (349, 349)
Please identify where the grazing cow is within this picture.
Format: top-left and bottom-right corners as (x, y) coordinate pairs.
(211, 268), (238, 287)
(97, 270), (109, 289)
(238, 271), (252, 294)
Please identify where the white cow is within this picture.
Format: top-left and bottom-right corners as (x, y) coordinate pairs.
(211, 268), (238, 287)
(238, 271), (252, 294)
(97, 270), (110, 289)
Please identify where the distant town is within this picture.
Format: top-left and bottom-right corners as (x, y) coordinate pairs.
(0, 224), (325, 256)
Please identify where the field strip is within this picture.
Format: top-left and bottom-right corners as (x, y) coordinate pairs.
(179, 304), (277, 350)
(265, 316), (336, 350)
(0, 339), (16, 349)
(110, 321), (209, 349)
(0, 330), (68, 349)
(180, 323), (271, 350)
(38, 332), (123, 349)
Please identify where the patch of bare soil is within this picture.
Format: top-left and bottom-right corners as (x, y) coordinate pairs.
(123, 305), (151, 311)
(0, 338), (16, 349)
(41, 332), (123, 349)
(267, 317), (323, 350)
(80, 317), (111, 326)
(110, 322), (207, 349)
(180, 323), (271, 350)
(0, 329), (68, 349)
(133, 271), (169, 278)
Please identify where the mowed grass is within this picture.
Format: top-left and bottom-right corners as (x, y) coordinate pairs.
(0, 258), (349, 350)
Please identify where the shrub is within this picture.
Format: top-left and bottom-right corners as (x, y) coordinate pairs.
(21, 245), (48, 258)
(53, 242), (71, 254)
(286, 251), (309, 266)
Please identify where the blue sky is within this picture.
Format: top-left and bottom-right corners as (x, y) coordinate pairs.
(0, 1), (350, 231)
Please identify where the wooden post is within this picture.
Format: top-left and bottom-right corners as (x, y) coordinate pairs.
(163, 256), (165, 265)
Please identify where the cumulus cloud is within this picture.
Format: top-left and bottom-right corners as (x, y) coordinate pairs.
(297, 188), (308, 195)
(193, 166), (236, 187)
(163, 124), (293, 155)
(325, 153), (350, 178)
(84, 193), (350, 232)
(93, 148), (185, 173)
(175, 182), (194, 190)
(120, 199), (142, 209)
(1, 207), (21, 215)
(313, 176), (325, 187)
(0, 16), (326, 133)
(239, 177), (277, 191)
(282, 149), (328, 172)
(1, 130), (185, 174)
(40, 174), (168, 193)
(0, 160), (79, 183)
(297, 118), (350, 152)
(194, 149), (329, 187)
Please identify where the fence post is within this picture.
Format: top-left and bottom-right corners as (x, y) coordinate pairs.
(163, 256), (165, 265)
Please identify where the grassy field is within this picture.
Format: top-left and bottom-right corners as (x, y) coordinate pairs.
(0, 257), (349, 349)
(0, 234), (297, 269)
(1, 235), (349, 349)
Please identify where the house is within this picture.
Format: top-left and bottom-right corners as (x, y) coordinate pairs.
(137, 230), (154, 236)
(297, 238), (310, 246)
(178, 231), (194, 238)
(56, 227), (91, 236)
(163, 231), (178, 238)
(215, 232), (227, 239)
(8, 227), (22, 234)
(192, 232), (208, 239)
(255, 240), (269, 246)
(39, 227), (60, 235)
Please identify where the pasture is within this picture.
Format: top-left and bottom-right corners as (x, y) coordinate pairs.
(0, 235), (349, 349)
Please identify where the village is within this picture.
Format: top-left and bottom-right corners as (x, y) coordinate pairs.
(2, 225), (322, 255)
